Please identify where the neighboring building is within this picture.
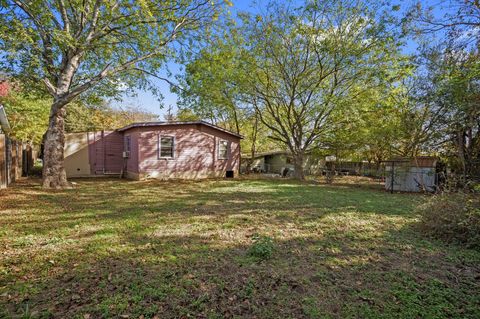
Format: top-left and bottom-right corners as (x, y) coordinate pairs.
(241, 150), (326, 175)
(384, 156), (438, 192)
(242, 151), (385, 178)
(324, 160), (384, 177)
(242, 150), (293, 174)
(64, 121), (242, 180)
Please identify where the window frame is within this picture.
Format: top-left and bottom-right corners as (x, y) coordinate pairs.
(158, 135), (175, 159)
(218, 139), (229, 160)
(124, 135), (131, 152)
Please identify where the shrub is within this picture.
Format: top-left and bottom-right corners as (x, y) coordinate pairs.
(248, 234), (274, 260)
(417, 193), (480, 249)
(472, 182), (480, 193)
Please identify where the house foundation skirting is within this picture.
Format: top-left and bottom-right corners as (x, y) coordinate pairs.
(125, 170), (228, 180)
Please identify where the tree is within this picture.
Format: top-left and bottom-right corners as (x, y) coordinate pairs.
(177, 28), (277, 167)
(306, 65), (441, 178)
(177, 29), (249, 134)
(406, 0), (480, 182)
(65, 102), (159, 132)
(1, 91), (51, 145)
(178, 0), (402, 179)
(425, 47), (480, 180)
(0, 0), (228, 188)
(175, 108), (201, 121)
(407, 0), (479, 37)
(239, 0), (401, 179)
(0, 80), (50, 144)
(323, 84), (399, 164)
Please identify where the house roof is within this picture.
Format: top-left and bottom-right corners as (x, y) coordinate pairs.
(0, 105), (10, 133)
(117, 121), (243, 138)
(242, 150), (291, 159)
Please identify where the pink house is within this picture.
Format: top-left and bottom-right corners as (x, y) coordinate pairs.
(64, 121), (242, 180)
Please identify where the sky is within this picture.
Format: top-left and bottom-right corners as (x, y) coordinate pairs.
(116, 0), (451, 119)
(116, 0), (256, 118)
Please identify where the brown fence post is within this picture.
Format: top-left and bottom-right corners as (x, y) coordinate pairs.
(390, 161), (395, 194)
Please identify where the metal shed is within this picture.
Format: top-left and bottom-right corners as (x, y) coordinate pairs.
(384, 157), (438, 193)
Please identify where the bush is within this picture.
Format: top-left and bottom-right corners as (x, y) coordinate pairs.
(248, 234), (274, 260)
(417, 193), (480, 249)
(472, 182), (480, 193)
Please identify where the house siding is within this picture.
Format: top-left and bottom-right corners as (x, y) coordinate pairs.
(127, 124), (240, 179)
(265, 154), (291, 174)
(385, 158), (438, 192)
(64, 132), (91, 177)
(64, 131), (123, 177)
(87, 131), (123, 174)
(124, 130), (140, 174)
(64, 123), (241, 180)
(201, 125), (240, 174)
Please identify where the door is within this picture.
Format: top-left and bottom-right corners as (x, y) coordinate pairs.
(89, 131), (123, 174)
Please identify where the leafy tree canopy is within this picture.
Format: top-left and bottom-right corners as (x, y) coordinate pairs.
(0, 87), (50, 144)
(65, 102), (159, 132)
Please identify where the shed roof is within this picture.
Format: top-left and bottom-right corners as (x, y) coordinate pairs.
(117, 121), (243, 139)
(384, 156), (438, 168)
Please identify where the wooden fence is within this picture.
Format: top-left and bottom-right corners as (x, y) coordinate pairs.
(0, 134), (32, 189)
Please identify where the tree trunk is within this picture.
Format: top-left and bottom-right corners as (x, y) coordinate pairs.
(292, 152), (305, 180)
(246, 114), (259, 174)
(455, 130), (467, 180)
(42, 100), (71, 189)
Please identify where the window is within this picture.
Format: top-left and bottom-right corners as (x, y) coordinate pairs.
(218, 140), (229, 159)
(124, 136), (131, 152)
(159, 136), (174, 158)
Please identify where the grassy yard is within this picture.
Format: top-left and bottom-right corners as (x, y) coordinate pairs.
(0, 178), (479, 318)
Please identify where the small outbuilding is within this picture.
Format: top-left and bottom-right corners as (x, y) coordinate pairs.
(384, 156), (438, 192)
(241, 150), (293, 174)
(241, 150), (327, 175)
(64, 121), (242, 180)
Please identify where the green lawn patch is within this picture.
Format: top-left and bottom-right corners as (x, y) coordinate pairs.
(0, 178), (479, 318)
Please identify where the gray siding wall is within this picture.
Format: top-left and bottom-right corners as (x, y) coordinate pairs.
(385, 166), (436, 192)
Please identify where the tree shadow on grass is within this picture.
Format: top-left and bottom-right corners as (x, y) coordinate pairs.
(2, 178), (475, 318)
(1, 178), (423, 236)
(2, 218), (480, 319)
